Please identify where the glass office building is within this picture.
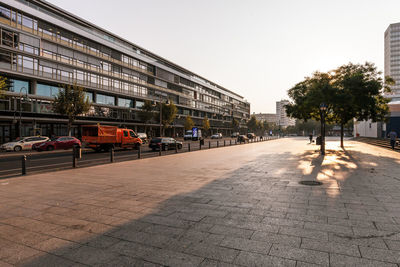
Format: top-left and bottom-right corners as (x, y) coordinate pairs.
(0, 0), (250, 143)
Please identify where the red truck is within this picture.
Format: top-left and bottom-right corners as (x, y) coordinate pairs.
(82, 125), (142, 152)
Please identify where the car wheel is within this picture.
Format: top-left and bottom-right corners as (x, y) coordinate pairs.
(14, 146), (22, 152)
(152, 148), (156, 151)
(47, 146), (54, 151)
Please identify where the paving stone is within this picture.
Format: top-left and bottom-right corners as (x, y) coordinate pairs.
(199, 258), (240, 267)
(279, 226), (329, 241)
(329, 253), (397, 267)
(300, 238), (360, 257)
(251, 231), (301, 247)
(62, 245), (119, 266)
(269, 244), (329, 266)
(143, 248), (204, 267)
(209, 225), (254, 239)
(184, 242), (239, 263)
(304, 222), (353, 235)
(359, 246), (400, 263)
(220, 236), (272, 254)
(18, 253), (76, 267)
(109, 240), (159, 259)
(234, 251), (296, 267)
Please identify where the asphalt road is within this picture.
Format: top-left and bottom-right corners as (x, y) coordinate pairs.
(0, 137), (273, 179)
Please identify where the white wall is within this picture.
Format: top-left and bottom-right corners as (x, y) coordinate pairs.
(354, 120), (378, 138)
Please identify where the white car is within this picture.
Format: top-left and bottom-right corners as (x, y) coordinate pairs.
(211, 133), (223, 139)
(184, 130), (193, 140)
(0, 136), (49, 152)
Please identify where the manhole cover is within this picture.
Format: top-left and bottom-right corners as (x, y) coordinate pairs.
(299, 181), (323, 186)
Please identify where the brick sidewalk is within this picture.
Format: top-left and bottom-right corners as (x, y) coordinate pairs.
(1, 138), (400, 266)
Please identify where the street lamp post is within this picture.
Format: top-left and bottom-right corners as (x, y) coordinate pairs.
(153, 91), (168, 137)
(19, 87), (29, 139)
(319, 103), (328, 155)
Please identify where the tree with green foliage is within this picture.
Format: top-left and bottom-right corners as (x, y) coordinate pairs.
(231, 118), (239, 132)
(138, 100), (154, 134)
(52, 83), (90, 136)
(246, 115), (258, 133)
(0, 75), (12, 98)
(184, 115), (194, 130)
(331, 62), (393, 147)
(157, 100), (177, 136)
(202, 116), (210, 136)
(286, 62), (393, 148)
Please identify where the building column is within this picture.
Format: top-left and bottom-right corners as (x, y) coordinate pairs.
(30, 80), (37, 95)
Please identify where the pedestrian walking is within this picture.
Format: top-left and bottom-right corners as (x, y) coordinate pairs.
(388, 130), (398, 150)
(309, 134), (313, 144)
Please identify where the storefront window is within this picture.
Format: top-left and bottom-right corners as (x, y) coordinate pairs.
(85, 92), (93, 102)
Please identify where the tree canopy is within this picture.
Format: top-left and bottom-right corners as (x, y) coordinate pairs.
(184, 115), (194, 130)
(202, 116), (210, 136)
(286, 62), (393, 147)
(53, 83), (90, 136)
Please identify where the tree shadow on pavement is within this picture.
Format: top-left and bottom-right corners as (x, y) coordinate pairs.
(8, 144), (400, 266)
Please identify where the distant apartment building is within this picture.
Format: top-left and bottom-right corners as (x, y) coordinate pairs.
(276, 100), (295, 128)
(253, 113), (277, 124)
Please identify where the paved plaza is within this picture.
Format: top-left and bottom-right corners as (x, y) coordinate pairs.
(1, 138), (400, 266)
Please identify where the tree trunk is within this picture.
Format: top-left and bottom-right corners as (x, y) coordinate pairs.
(340, 123), (344, 148)
(68, 119), (73, 137)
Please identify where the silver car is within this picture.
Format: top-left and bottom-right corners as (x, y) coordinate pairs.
(0, 136), (49, 152)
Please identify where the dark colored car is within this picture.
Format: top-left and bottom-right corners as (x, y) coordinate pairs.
(149, 137), (183, 151)
(33, 136), (81, 151)
(237, 135), (249, 143)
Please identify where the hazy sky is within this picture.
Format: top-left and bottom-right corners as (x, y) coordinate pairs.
(47, 0), (400, 113)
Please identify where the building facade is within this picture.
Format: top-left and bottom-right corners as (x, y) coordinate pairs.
(382, 23), (400, 137)
(0, 0), (250, 143)
(253, 113), (277, 124)
(276, 100), (295, 128)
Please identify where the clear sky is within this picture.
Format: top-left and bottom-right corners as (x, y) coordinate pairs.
(47, 0), (400, 113)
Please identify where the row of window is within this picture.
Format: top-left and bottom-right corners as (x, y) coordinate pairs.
(0, 4), (249, 115)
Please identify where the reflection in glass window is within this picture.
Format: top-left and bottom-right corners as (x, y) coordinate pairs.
(136, 101), (144, 108)
(10, 79), (29, 93)
(96, 94), (115, 105)
(118, 98), (133, 108)
(37, 83), (60, 97)
(85, 92), (93, 102)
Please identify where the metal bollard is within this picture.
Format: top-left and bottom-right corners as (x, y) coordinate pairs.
(235, 139), (237, 145)
(159, 144), (162, 156)
(209, 141), (211, 149)
(110, 147), (114, 162)
(73, 147), (77, 168)
(224, 140), (226, 146)
(22, 155), (26, 175)
(199, 140), (202, 150)
(188, 143), (191, 152)
(230, 140), (232, 146)
(217, 141), (219, 147)
(175, 140), (178, 153)
(138, 145), (141, 159)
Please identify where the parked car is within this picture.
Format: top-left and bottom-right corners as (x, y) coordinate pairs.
(231, 132), (239, 138)
(211, 133), (223, 139)
(33, 136), (81, 151)
(247, 133), (256, 139)
(237, 135), (249, 143)
(184, 130), (193, 141)
(1, 136), (49, 152)
(149, 137), (183, 151)
(137, 133), (148, 144)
